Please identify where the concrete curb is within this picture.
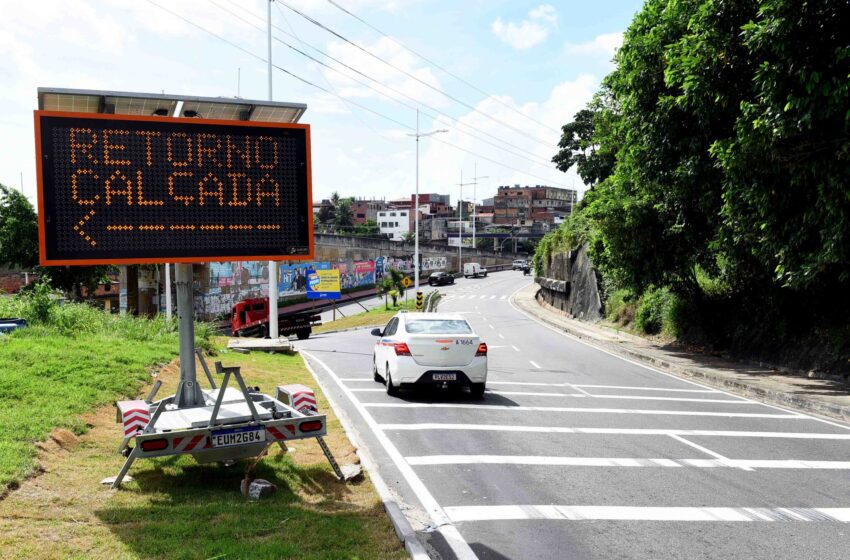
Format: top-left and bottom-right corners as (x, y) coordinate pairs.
(300, 355), (431, 560)
(513, 287), (850, 424)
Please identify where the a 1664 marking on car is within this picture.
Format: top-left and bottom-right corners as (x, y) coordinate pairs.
(210, 426), (266, 448)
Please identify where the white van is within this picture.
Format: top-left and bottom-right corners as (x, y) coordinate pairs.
(463, 262), (488, 278)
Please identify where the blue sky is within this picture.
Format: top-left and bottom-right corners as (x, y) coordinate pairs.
(0, 0), (643, 206)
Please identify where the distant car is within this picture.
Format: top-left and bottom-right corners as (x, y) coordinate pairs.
(512, 259), (528, 270)
(463, 262), (488, 278)
(428, 271), (455, 286)
(371, 312), (487, 398)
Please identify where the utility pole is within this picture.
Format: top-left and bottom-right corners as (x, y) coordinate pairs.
(469, 163), (489, 249)
(267, 0), (279, 339)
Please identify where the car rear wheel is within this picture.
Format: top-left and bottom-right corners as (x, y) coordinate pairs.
(373, 358), (382, 382)
(470, 383), (485, 399)
(385, 366), (399, 396)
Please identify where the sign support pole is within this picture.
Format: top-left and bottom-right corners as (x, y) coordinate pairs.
(174, 263), (203, 408)
(164, 263), (172, 320)
(267, 0), (279, 340)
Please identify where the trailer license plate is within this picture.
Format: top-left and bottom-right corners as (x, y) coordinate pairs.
(433, 373), (456, 381)
(210, 427), (266, 447)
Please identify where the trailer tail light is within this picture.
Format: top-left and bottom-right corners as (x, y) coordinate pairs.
(394, 342), (412, 356)
(300, 421), (323, 433)
(476, 343), (488, 356)
(140, 438), (168, 452)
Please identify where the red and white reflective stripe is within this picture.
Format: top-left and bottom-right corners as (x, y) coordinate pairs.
(281, 384), (319, 414)
(122, 408), (150, 436)
(171, 434), (210, 451)
(267, 424), (297, 441)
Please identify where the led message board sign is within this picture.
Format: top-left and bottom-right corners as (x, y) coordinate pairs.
(34, 111), (313, 265)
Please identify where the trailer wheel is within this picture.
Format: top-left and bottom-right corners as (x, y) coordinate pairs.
(259, 324), (268, 339)
(296, 329), (310, 340)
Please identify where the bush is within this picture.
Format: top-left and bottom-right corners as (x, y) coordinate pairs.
(635, 286), (681, 336)
(605, 288), (636, 325)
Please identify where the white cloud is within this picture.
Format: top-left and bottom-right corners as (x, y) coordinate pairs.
(321, 36), (447, 109)
(566, 31), (624, 58)
(491, 4), (558, 50)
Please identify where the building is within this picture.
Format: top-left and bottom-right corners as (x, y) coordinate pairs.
(350, 198), (388, 225)
(377, 209), (411, 241)
(493, 185), (578, 226)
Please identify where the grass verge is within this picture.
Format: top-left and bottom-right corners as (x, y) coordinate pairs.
(0, 339), (405, 560)
(313, 298), (417, 333)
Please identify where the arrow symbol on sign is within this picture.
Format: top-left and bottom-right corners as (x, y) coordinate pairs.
(73, 210), (97, 247)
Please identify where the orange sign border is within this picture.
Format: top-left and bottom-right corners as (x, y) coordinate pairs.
(34, 110), (314, 266)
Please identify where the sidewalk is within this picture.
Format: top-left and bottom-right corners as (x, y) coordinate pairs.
(513, 283), (850, 423)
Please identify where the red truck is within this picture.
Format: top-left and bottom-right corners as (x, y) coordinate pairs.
(231, 298), (321, 339)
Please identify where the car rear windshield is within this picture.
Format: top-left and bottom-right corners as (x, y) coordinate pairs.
(405, 319), (472, 334)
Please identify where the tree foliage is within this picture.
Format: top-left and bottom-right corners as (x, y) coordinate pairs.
(0, 184), (39, 270)
(539, 0), (850, 356)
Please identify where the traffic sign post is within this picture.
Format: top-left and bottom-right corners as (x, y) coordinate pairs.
(416, 291), (424, 311)
(401, 276), (412, 289)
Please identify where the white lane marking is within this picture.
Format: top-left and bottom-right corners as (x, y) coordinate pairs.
(300, 351), (477, 560)
(592, 394), (748, 404)
(575, 384), (720, 393)
(379, 423), (850, 439)
(529, 360), (541, 369)
(508, 283), (850, 427)
(670, 434), (753, 471)
(490, 295), (496, 299)
(350, 388), (387, 392)
(363, 402), (801, 418)
(444, 505), (850, 523)
(404, 455), (850, 470)
(500, 295), (506, 300)
(491, 390), (588, 398)
(338, 377), (374, 382)
(511, 345), (520, 352)
(498, 333), (505, 339)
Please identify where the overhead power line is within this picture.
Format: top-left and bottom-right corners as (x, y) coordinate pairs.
(276, 0), (557, 150)
(210, 0), (555, 169)
(143, 0), (571, 188)
(324, 0), (562, 135)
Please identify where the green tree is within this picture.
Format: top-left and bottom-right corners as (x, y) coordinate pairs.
(353, 219), (380, 236)
(334, 198), (354, 230)
(0, 184), (39, 270)
(552, 96), (617, 187)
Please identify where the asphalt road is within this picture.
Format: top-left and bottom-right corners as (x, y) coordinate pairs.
(296, 271), (850, 560)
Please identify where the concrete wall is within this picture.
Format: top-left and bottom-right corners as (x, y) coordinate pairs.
(535, 244), (603, 322)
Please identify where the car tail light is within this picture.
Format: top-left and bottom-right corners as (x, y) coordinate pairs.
(476, 343), (488, 356)
(394, 342), (412, 356)
(140, 438), (168, 452)
(300, 421), (323, 433)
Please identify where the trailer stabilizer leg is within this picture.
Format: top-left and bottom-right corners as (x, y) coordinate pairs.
(110, 445), (140, 489)
(316, 436), (346, 481)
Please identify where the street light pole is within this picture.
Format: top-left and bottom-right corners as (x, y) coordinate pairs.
(414, 110), (420, 292)
(406, 113), (448, 291)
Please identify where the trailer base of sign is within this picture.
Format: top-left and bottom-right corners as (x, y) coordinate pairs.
(110, 351), (328, 489)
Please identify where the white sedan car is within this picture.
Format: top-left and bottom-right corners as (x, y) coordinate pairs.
(371, 312), (487, 398)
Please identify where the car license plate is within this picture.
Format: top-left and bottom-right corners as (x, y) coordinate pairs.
(433, 373), (457, 381)
(210, 426), (266, 447)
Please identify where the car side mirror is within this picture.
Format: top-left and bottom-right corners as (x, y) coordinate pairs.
(371, 328), (383, 337)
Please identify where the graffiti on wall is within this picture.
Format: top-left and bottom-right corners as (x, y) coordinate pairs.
(196, 254), (446, 319)
(422, 256), (447, 271)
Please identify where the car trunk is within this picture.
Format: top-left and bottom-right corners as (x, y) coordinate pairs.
(405, 333), (480, 366)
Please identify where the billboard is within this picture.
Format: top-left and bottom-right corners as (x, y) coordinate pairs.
(307, 269), (341, 300)
(34, 111), (313, 265)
